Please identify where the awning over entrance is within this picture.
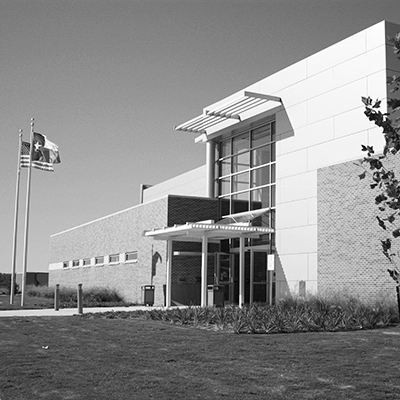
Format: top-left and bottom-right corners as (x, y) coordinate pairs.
(174, 91), (281, 135)
(143, 221), (274, 308)
(144, 221), (273, 242)
(219, 206), (271, 224)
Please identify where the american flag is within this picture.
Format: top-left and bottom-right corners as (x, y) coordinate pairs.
(20, 136), (58, 172)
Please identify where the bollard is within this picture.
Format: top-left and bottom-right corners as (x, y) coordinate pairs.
(54, 284), (60, 311)
(77, 283), (83, 314)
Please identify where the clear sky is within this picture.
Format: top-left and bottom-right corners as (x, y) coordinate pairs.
(1, 0), (400, 274)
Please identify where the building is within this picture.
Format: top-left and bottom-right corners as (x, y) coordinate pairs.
(49, 20), (400, 306)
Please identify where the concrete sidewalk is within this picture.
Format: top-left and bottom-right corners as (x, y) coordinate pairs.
(0, 305), (167, 318)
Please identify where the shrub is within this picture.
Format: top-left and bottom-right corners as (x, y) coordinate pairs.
(26, 285), (129, 307)
(95, 293), (399, 334)
(0, 273), (19, 295)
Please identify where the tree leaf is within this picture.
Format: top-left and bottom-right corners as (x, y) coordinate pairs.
(392, 228), (400, 238)
(377, 216), (387, 230)
(375, 194), (387, 204)
(373, 100), (381, 108)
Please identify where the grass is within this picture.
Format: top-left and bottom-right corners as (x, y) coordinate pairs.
(0, 286), (133, 310)
(0, 315), (399, 399)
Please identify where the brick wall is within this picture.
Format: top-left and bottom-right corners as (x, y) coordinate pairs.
(167, 195), (219, 225)
(49, 198), (168, 305)
(49, 195), (220, 306)
(318, 156), (400, 302)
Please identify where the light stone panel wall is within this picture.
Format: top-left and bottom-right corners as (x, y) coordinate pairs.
(274, 21), (399, 297)
(143, 165), (207, 203)
(204, 21), (400, 297)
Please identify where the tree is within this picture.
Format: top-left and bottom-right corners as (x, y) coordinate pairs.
(359, 33), (400, 312)
(0, 273), (18, 295)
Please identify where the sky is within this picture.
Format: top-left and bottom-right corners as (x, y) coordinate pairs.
(2, 0), (400, 274)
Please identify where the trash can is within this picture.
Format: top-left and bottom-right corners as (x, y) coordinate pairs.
(207, 285), (224, 307)
(141, 285), (155, 306)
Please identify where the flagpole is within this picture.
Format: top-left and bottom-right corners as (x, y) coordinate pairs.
(21, 118), (34, 307)
(10, 130), (23, 305)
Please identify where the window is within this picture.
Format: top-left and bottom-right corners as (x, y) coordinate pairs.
(109, 254), (120, 264)
(216, 118), (276, 251)
(216, 119), (276, 214)
(72, 259), (79, 267)
(63, 261), (69, 269)
(82, 258), (91, 266)
(95, 256), (104, 265)
(125, 251), (138, 263)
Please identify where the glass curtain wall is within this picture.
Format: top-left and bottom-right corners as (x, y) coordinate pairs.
(216, 119), (276, 249)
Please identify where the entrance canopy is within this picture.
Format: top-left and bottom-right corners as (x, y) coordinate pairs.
(143, 221), (274, 308)
(143, 221), (273, 242)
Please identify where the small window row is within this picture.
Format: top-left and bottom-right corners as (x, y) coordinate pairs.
(63, 251), (138, 269)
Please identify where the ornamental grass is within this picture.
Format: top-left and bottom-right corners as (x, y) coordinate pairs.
(87, 294), (398, 334)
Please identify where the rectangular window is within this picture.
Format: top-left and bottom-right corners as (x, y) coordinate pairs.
(251, 145), (271, 167)
(63, 261), (69, 269)
(251, 166), (270, 188)
(82, 258), (91, 266)
(220, 139), (231, 158)
(95, 256), (104, 265)
(125, 251), (138, 263)
(219, 159), (231, 176)
(250, 186), (270, 209)
(232, 192), (249, 214)
(232, 132), (249, 155)
(219, 177), (230, 196)
(232, 152), (250, 173)
(215, 119), (276, 229)
(252, 124), (271, 148)
(72, 259), (79, 267)
(109, 254), (120, 264)
(232, 171), (249, 193)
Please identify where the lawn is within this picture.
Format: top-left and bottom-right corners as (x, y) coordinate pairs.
(0, 294), (54, 310)
(0, 315), (399, 399)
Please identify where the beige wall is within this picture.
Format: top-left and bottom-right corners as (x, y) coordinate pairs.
(202, 21), (400, 297)
(143, 165), (206, 203)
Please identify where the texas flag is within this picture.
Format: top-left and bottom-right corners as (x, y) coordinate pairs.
(20, 133), (61, 172)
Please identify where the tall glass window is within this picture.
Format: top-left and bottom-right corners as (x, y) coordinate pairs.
(216, 118), (276, 249)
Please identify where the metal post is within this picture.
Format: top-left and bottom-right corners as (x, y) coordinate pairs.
(249, 249), (254, 306)
(77, 284), (83, 314)
(205, 140), (215, 198)
(10, 130), (23, 305)
(239, 237), (245, 308)
(166, 239), (172, 307)
(201, 234), (208, 307)
(54, 284), (60, 311)
(396, 285), (400, 319)
(21, 119), (35, 307)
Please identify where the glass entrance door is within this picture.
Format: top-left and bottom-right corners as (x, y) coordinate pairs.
(251, 251), (274, 305)
(215, 253), (234, 304)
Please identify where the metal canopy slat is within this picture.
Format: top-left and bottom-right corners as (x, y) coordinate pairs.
(175, 91), (282, 134)
(214, 97), (262, 116)
(143, 221), (274, 243)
